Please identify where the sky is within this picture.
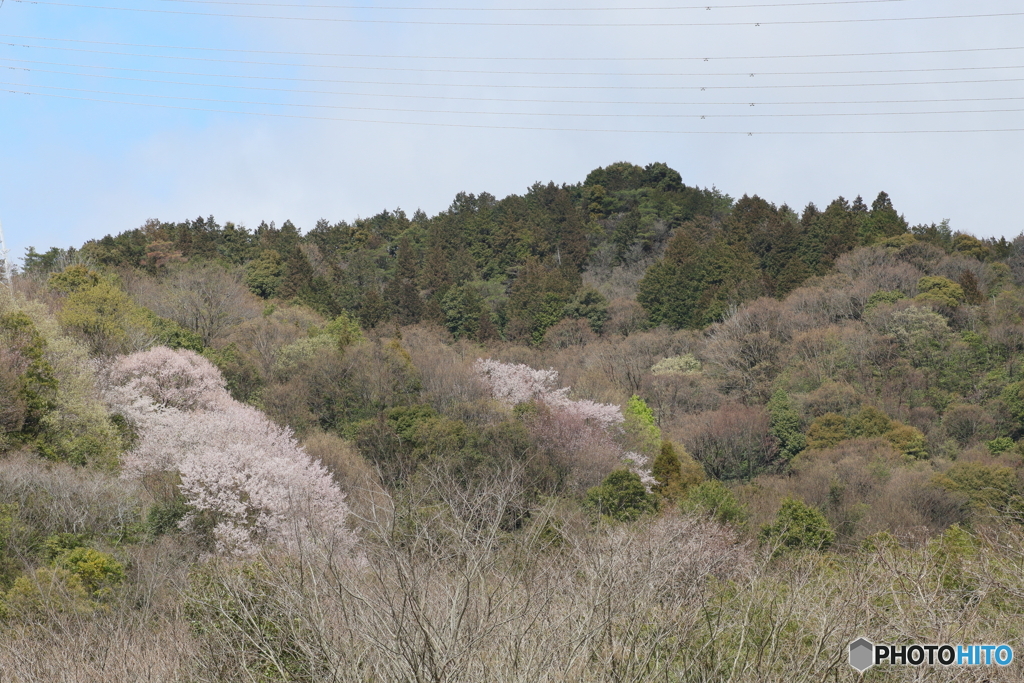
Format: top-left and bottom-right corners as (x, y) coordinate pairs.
(0, 0), (1022, 263)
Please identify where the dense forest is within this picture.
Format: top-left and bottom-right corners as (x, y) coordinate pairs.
(2, 161), (1024, 681)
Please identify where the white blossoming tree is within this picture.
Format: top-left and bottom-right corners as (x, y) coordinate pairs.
(104, 346), (355, 556)
(474, 358), (651, 489)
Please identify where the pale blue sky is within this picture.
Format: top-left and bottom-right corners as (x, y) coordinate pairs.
(1, 0), (1022, 262)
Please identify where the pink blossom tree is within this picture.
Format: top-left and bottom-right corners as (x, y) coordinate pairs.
(104, 347), (354, 556)
(474, 359), (652, 489)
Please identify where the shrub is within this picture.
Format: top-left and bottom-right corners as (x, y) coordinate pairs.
(915, 276), (965, 307)
(1002, 381), (1024, 432)
(623, 394), (660, 457)
(932, 462), (1020, 513)
(759, 497), (835, 556)
(585, 470), (659, 522)
(884, 423), (928, 459)
(985, 437), (1015, 455)
(864, 290), (905, 311)
(53, 546), (125, 594)
(683, 480), (747, 526)
(57, 280), (155, 356)
(848, 405), (893, 439)
(806, 413), (848, 450)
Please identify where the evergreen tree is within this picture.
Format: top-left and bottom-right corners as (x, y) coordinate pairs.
(384, 237), (423, 325)
(277, 248), (315, 301)
(506, 258), (576, 344)
(759, 497), (835, 556)
(767, 390), (806, 460)
(651, 440), (681, 497)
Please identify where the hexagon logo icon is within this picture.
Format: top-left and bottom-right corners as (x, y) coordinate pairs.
(849, 638), (874, 672)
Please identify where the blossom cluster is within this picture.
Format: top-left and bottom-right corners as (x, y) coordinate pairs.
(475, 359), (653, 488)
(104, 347), (354, 556)
(474, 358), (623, 428)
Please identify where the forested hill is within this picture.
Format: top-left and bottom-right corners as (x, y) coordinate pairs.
(24, 161), (1007, 344)
(6, 162), (1024, 679)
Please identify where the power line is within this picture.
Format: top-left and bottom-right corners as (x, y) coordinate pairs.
(13, 62), (1024, 108)
(5, 56), (1024, 90)
(152, 0), (924, 10)
(13, 2), (1024, 27)
(6, 42), (1024, 78)
(4, 33), (1023, 63)
(8, 79), (1024, 119)
(6, 87), (1023, 134)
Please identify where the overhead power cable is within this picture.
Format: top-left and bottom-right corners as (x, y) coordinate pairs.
(5, 88), (1023, 134)
(8, 79), (1024, 119)
(152, 0), (924, 10)
(6, 42), (1024, 78)
(12, 62), (1024, 108)
(4, 33), (1022, 63)
(5, 57), (1024, 91)
(12, 2), (1024, 27)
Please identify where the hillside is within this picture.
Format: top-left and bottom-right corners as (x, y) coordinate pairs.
(2, 161), (1024, 681)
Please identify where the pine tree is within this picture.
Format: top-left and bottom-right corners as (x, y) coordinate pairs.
(384, 237), (422, 325)
(651, 440), (681, 497)
(277, 248), (315, 301)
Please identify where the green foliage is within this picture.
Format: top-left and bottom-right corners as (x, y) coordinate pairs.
(56, 279), (155, 355)
(442, 283), (487, 341)
(1001, 381), (1024, 432)
(932, 462), (1020, 513)
(806, 413), (848, 450)
(767, 390), (805, 460)
(638, 225), (762, 329)
(203, 344), (263, 404)
(563, 287), (609, 334)
(952, 234), (992, 261)
(884, 423), (928, 459)
(147, 496), (191, 537)
(651, 440), (702, 500)
(46, 265), (100, 293)
(245, 249), (284, 298)
(2, 567), (96, 619)
(54, 546), (125, 594)
(146, 312), (205, 352)
(864, 289), (905, 311)
(847, 405), (893, 438)
(759, 497), (835, 556)
(321, 310), (365, 349)
(43, 532), (87, 560)
(585, 470), (658, 522)
(623, 394), (660, 457)
(928, 524), (979, 592)
(506, 258), (577, 344)
(682, 480), (747, 526)
(185, 560), (318, 681)
(0, 311), (58, 444)
(916, 275), (966, 307)
(651, 440), (681, 497)
(985, 437), (1014, 455)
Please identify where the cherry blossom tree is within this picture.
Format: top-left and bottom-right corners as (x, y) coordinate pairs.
(474, 359), (652, 489)
(104, 347), (354, 556)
